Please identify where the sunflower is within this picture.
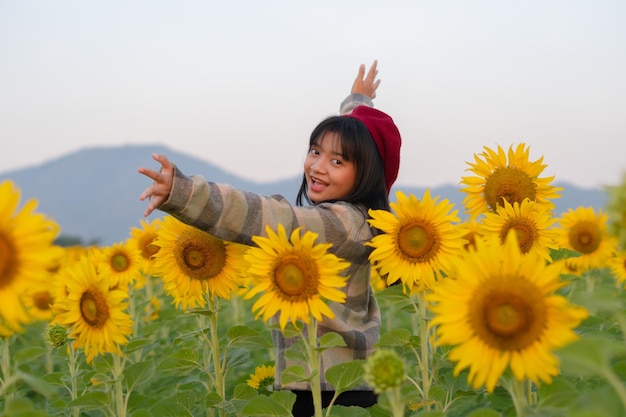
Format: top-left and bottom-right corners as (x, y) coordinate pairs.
(482, 198), (558, 262)
(556, 207), (618, 272)
(0, 180), (62, 332)
(460, 143), (562, 219)
(21, 247), (66, 322)
(606, 172), (626, 250)
(53, 254), (133, 363)
(366, 190), (465, 291)
(152, 215), (247, 309)
(362, 348), (406, 394)
(244, 224), (350, 330)
(560, 258), (584, 277)
(92, 242), (143, 289)
(369, 263), (388, 293)
(457, 219), (485, 251)
(428, 232), (588, 392)
(128, 218), (162, 277)
(23, 283), (56, 322)
(609, 251), (626, 286)
(247, 364), (275, 391)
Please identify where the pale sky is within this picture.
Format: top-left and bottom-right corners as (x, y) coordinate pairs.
(1, 0), (625, 189)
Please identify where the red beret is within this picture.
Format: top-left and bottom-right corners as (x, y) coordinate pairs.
(345, 106), (402, 193)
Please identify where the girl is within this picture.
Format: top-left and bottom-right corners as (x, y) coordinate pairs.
(138, 63), (402, 416)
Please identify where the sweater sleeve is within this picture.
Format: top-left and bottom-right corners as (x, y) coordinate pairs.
(157, 166), (373, 249)
(339, 93), (374, 115)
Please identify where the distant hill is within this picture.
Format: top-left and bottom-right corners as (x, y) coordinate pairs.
(0, 144), (609, 245)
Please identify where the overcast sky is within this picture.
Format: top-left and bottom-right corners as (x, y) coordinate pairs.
(1, 1), (625, 190)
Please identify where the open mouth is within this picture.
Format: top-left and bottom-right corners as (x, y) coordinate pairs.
(311, 176), (328, 186)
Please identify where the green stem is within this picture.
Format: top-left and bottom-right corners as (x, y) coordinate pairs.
(603, 368), (626, 412)
(208, 295), (225, 417)
(418, 291), (431, 405)
(112, 353), (126, 417)
(584, 270), (594, 294)
(67, 344), (80, 417)
(525, 378), (536, 405)
(0, 337), (12, 405)
(614, 311), (626, 341)
(307, 320), (323, 417)
(388, 386), (406, 417)
(507, 377), (527, 417)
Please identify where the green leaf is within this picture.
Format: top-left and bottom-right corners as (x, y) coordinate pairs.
(156, 348), (200, 372)
(205, 392), (223, 408)
(124, 360), (155, 392)
(67, 391), (109, 408)
(466, 409), (501, 417)
(376, 328), (410, 347)
(150, 399), (194, 417)
(0, 398), (50, 417)
(241, 391), (295, 416)
(550, 247), (581, 262)
(325, 360), (365, 393)
(15, 370), (57, 398)
(12, 346), (46, 364)
(232, 383), (258, 400)
(376, 284), (411, 305)
(90, 354), (113, 374)
(225, 347), (250, 369)
(187, 307), (217, 318)
(428, 384), (447, 403)
(556, 336), (626, 378)
(129, 410), (154, 417)
(537, 376), (578, 408)
(227, 325), (272, 350)
(316, 332), (347, 350)
(280, 365), (310, 385)
(284, 339), (308, 364)
(327, 405), (371, 416)
(123, 337), (153, 354)
(42, 371), (65, 386)
(269, 390), (297, 412)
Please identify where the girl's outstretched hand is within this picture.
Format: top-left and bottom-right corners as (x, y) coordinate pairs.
(351, 59), (380, 99)
(138, 153), (174, 217)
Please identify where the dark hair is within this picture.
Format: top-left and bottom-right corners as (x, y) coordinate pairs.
(296, 115), (390, 212)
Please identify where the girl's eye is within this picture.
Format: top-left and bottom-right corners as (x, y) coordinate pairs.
(309, 148), (320, 155)
(331, 159), (342, 166)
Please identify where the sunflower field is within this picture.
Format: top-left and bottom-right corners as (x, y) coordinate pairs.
(2, 143), (626, 417)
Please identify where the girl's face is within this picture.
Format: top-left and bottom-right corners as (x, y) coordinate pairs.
(304, 132), (356, 203)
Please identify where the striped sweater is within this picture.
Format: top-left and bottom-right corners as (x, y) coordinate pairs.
(159, 170), (381, 391)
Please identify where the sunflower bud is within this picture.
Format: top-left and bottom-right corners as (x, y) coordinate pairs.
(363, 349), (406, 394)
(46, 323), (68, 348)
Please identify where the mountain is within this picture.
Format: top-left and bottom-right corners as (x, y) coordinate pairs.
(0, 144), (609, 246)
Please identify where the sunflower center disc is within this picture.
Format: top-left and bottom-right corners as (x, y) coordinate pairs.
(142, 240), (159, 260)
(569, 221), (601, 254)
(484, 167), (537, 211)
(275, 261), (308, 296)
(179, 233), (227, 279)
(184, 248), (205, 269)
(399, 224), (434, 259)
(80, 290), (109, 328)
(507, 222), (536, 254)
(0, 233), (16, 288)
(111, 253), (129, 272)
(33, 291), (53, 311)
(80, 297), (99, 325)
(486, 298), (528, 336)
